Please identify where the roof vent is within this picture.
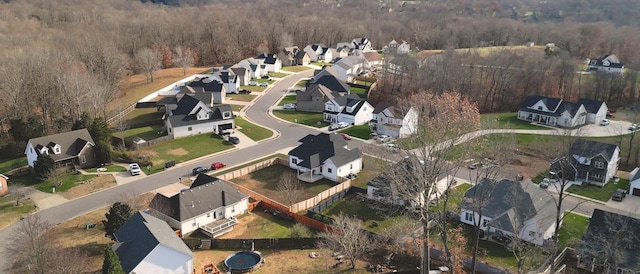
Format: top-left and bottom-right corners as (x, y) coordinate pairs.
(191, 201), (195, 208)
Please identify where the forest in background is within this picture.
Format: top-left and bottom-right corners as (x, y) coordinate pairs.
(1, 0), (640, 153)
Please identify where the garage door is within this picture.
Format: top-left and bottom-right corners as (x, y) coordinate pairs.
(632, 188), (640, 196)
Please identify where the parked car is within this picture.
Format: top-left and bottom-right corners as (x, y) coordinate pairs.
(612, 188), (627, 201)
(539, 178), (551, 189)
(261, 75), (270, 79)
(376, 135), (391, 143)
(340, 133), (352, 140)
(228, 136), (240, 144)
(192, 166), (209, 176)
(248, 81), (258, 86)
(345, 173), (358, 179)
(283, 103), (296, 110)
(328, 123), (340, 131)
(337, 122), (349, 128)
(629, 124), (639, 131)
(239, 89), (252, 94)
(129, 163), (141, 176)
(259, 82), (268, 87)
(600, 119), (610, 126)
(211, 162), (227, 170)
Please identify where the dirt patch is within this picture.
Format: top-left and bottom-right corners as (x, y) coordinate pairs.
(167, 148), (188, 156)
(502, 153), (550, 180)
(59, 174), (117, 200)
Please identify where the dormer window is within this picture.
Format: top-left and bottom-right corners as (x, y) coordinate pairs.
(53, 145), (61, 155)
(347, 107), (353, 112)
(538, 106), (543, 110)
(223, 111), (232, 119)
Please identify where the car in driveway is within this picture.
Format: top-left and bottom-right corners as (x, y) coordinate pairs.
(248, 81), (258, 86)
(192, 166), (209, 176)
(376, 135), (391, 143)
(283, 103), (296, 110)
(259, 82), (268, 87)
(600, 119), (610, 126)
(612, 189), (627, 201)
(211, 162), (226, 170)
(337, 122), (349, 128)
(228, 136), (240, 144)
(340, 133), (352, 140)
(629, 124), (639, 131)
(539, 178), (551, 189)
(129, 163), (141, 176)
(328, 123), (340, 131)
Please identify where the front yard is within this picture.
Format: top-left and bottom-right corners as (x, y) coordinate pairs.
(272, 110), (329, 128)
(142, 134), (233, 174)
(566, 179), (630, 202)
(278, 95), (297, 106)
(557, 211), (590, 249)
(281, 66), (313, 73)
(235, 116), (273, 141)
(480, 112), (553, 130)
(226, 93), (256, 102)
(339, 125), (372, 140)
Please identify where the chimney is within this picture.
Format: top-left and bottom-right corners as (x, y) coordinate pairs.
(221, 190), (226, 206)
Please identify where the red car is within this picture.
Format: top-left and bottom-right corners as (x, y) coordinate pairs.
(340, 133), (352, 140)
(211, 162), (226, 170)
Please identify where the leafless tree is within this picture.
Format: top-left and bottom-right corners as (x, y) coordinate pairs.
(173, 45), (195, 76)
(317, 214), (370, 269)
(135, 47), (161, 83)
(8, 183), (31, 207)
(277, 172), (302, 208)
(4, 214), (57, 273)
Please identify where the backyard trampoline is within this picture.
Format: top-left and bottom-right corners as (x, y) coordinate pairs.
(224, 251), (263, 273)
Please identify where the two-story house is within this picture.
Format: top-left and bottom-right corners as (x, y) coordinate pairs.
(332, 55), (368, 83)
(163, 94), (235, 139)
(277, 46), (310, 66)
(25, 128), (97, 169)
(148, 173), (249, 237)
(303, 44), (333, 63)
(372, 103), (418, 139)
(288, 133), (362, 183)
(237, 58), (262, 79)
(296, 84), (339, 113)
(255, 53), (282, 73)
(550, 139), (620, 186)
(383, 40), (410, 55)
(366, 156), (426, 208)
(184, 77), (226, 103)
(517, 95), (608, 128)
(306, 67), (351, 95)
(323, 94), (373, 126)
(587, 54), (624, 74)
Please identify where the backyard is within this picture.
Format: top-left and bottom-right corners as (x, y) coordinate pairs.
(271, 110), (329, 128)
(557, 211), (590, 249)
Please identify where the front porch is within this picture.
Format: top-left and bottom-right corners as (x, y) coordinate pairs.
(518, 111), (557, 126)
(199, 217), (238, 238)
(297, 170), (324, 183)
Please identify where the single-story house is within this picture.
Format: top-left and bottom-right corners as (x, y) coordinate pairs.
(148, 173), (249, 237)
(459, 179), (557, 246)
(517, 95), (607, 128)
(587, 54), (624, 74)
(323, 94), (373, 126)
(288, 133), (362, 183)
(113, 211), (194, 274)
(25, 128), (97, 169)
(164, 94), (235, 139)
(550, 139), (620, 187)
(576, 209), (640, 273)
(372, 103), (418, 139)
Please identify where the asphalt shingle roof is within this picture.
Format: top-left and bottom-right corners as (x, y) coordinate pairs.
(166, 94), (233, 128)
(577, 98), (606, 114)
(28, 129), (95, 162)
(288, 133), (361, 169)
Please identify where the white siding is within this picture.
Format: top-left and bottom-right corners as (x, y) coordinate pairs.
(131, 245), (193, 274)
(606, 147), (620, 182)
(25, 142), (38, 167)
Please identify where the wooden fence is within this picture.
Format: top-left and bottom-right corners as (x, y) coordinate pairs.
(215, 157), (285, 181)
(106, 103), (136, 125)
(134, 134), (174, 150)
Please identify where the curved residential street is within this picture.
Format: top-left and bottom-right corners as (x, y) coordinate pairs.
(0, 68), (636, 272)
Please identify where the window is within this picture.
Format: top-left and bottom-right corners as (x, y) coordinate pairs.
(327, 168), (332, 173)
(53, 146), (61, 154)
(350, 163), (353, 170)
(595, 161), (605, 169)
(213, 212), (217, 219)
(207, 213), (210, 217)
(192, 221), (196, 227)
(188, 127), (193, 131)
(292, 158), (298, 164)
(538, 106), (543, 110)
(464, 212), (473, 222)
(223, 111), (232, 119)
(80, 155), (86, 164)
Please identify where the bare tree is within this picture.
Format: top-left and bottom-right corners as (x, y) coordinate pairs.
(8, 183), (31, 207)
(4, 214), (57, 273)
(135, 47), (161, 83)
(317, 214), (370, 269)
(277, 172), (302, 208)
(173, 45), (195, 76)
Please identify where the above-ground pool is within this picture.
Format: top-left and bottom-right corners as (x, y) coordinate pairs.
(224, 251), (262, 273)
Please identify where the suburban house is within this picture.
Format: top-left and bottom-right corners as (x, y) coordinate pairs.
(25, 128), (97, 169)
(296, 84), (339, 113)
(0, 174), (8, 196)
(329, 46), (349, 61)
(351, 37), (373, 52)
(516, 95), (610, 128)
(207, 70), (239, 94)
(230, 66), (250, 86)
(307, 67), (351, 95)
(185, 77), (226, 103)
(372, 103), (418, 139)
(323, 94), (373, 126)
(587, 54), (624, 74)
(303, 44), (332, 62)
(550, 139), (620, 187)
(332, 55), (368, 83)
(628, 168), (640, 196)
(383, 40), (410, 54)
(255, 53), (282, 73)
(163, 94), (235, 139)
(237, 58), (263, 78)
(148, 173), (249, 237)
(387, 54), (418, 75)
(363, 51), (384, 69)
(366, 156), (425, 208)
(277, 46), (310, 66)
(576, 209), (640, 273)
(459, 179), (557, 246)
(288, 133), (362, 183)
(113, 211), (194, 274)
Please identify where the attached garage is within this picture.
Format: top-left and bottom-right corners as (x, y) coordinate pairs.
(629, 167), (640, 196)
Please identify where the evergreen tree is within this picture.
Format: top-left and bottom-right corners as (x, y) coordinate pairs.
(95, 140), (112, 165)
(72, 112), (93, 130)
(89, 117), (111, 143)
(102, 202), (133, 240)
(33, 154), (55, 179)
(9, 117), (44, 143)
(102, 246), (125, 274)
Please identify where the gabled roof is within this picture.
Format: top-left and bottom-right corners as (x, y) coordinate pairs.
(569, 139), (618, 162)
(578, 209), (640, 271)
(576, 98), (606, 114)
(332, 94), (362, 108)
(373, 102), (396, 115)
(297, 84), (337, 102)
(27, 129), (95, 162)
(114, 211), (193, 273)
(187, 77), (224, 93)
(363, 51), (382, 62)
(149, 174), (249, 221)
(308, 68), (350, 93)
(288, 133), (361, 169)
(166, 94), (233, 128)
(590, 54), (624, 68)
(557, 101), (584, 117)
(366, 156), (423, 198)
(519, 95), (563, 113)
(460, 179), (537, 233)
(257, 53), (279, 65)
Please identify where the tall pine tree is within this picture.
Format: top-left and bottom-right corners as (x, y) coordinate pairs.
(102, 246), (125, 274)
(102, 202), (133, 240)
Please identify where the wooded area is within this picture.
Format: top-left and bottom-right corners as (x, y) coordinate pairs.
(1, 0), (640, 152)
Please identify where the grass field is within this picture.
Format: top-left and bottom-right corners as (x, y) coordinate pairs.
(235, 116), (273, 141)
(480, 112), (552, 130)
(349, 86), (367, 95)
(84, 165), (127, 173)
(117, 124), (164, 141)
(295, 79), (308, 87)
(239, 85), (266, 92)
(567, 179), (630, 201)
(0, 194), (35, 230)
(272, 110), (329, 128)
(0, 157), (27, 173)
(558, 211), (590, 249)
(142, 134), (233, 174)
(322, 197), (410, 233)
(282, 66), (313, 72)
(349, 155), (390, 188)
(278, 95), (297, 106)
(226, 94), (256, 102)
(124, 107), (163, 125)
(268, 71), (289, 78)
(339, 125), (372, 140)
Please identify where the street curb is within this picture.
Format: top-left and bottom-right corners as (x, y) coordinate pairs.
(566, 192), (607, 205)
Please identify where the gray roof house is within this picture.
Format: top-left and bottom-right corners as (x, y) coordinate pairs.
(113, 211), (194, 274)
(576, 209), (640, 273)
(288, 133), (362, 183)
(550, 139), (620, 187)
(459, 179), (557, 246)
(25, 128), (97, 169)
(307, 67), (350, 94)
(366, 156), (426, 208)
(517, 95), (592, 128)
(587, 54), (624, 74)
(296, 83), (339, 113)
(148, 173), (249, 237)
(164, 94), (235, 139)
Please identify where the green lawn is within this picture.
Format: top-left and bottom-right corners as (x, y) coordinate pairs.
(235, 116), (273, 141)
(349, 86), (367, 95)
(567, 179), (630, 202)
(254, 78), (273, 84)
(272, 110), (329, 128)
(480, 112), (552, 130)
(8, 173), (101, 193)
(558, 211), (590, 249)
(278, 95), (297, 106)
(281, 66), (312, 72)
(0, 157), (27, 173)
(211, 154), (288, 176)
(322, 198), (411, 233)
(116, 124), (164, 141)
(226, 94), (256, 102)
(229, 104), (244, 111)
(295, 79), (308, 87)
(268, 71), (289, 78)
(349, 155), (390, 188)
(124, 107), (163, 125)
(310, 61), (325, 66)
(239, 85), (266, 92)
(0, 195), (35, 229)
(354, 80), (374, 86)
(144, 134), (233, 174)
(339, 125), (372, 140)
(84, 165), (127, 173)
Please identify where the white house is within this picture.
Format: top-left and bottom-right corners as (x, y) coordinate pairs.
(587, 54), (624, 74)
(237, 58), (262, 79)
(323, 94), (373, 126)
(577, 98), (608, 124)
(255, 53), (282, 73)
(629, 168), (640, 196)
(397, 40), (410, 54)
(184, 77), (226, 104)
(208, 70), (239, 94)
(164, 94), (235, 139)
(304, 44), (333, 62)
(332, 55), (368, 82)
(351, 37), (373, 52)
(372, 104), (418, 139)
(459, 179), (557, 246)
(148, 174), (249, 237)
(517, 95), (600, 128)
(25, 128), (97, 169)
(113, 211), (195, 274)
(288, 133), (362, 183)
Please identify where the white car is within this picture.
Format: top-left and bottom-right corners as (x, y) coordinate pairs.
(129, 163), (141, 176)
(259, 82), (268, 87)
(328, 123), (340, 131)
(283, 103), (296, 110)
(248, 81), (258, 86)
(629, 124), (639, 131)
(600, 119), (610, 126)
(337, 122), (349, 128)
